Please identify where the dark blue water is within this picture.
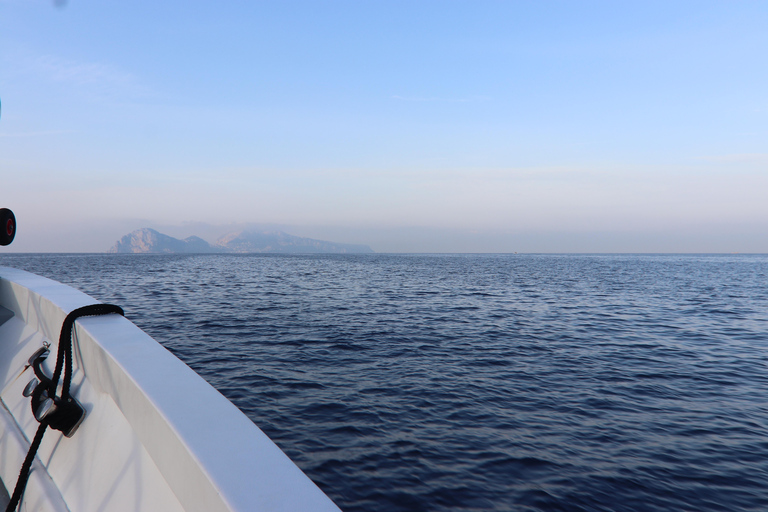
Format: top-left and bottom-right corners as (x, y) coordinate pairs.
(2, 253), (767, 511)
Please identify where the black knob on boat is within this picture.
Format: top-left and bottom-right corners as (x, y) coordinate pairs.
(23, 378), (39, 397)
(0, 208), (15, 246)
(35, 398), (56, 421)
(28, 346), (50, 365)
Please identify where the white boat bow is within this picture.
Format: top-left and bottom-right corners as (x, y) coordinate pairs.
(0, 266), (341, 512)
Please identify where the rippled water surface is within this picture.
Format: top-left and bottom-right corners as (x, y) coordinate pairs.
(2, 253), (767, 511)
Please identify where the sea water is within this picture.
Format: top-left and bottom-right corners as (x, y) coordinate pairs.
(1, 253), (767, 512)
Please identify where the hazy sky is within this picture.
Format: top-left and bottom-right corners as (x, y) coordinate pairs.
(1, 1), (767, 252)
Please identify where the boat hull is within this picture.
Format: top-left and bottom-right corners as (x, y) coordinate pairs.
(0, 267), (340, 512)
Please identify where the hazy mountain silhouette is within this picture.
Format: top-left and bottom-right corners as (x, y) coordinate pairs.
(109, 228), (373, 254)
(108, 228), (218, 253)
(213, 230), (373, 253)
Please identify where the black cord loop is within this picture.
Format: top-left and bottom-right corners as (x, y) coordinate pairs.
(5, 303), (124, 512)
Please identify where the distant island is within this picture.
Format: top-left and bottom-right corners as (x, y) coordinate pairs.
(108, 228), (374, 254)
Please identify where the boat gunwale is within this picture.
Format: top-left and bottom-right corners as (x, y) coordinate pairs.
(0, 267), (339, 512)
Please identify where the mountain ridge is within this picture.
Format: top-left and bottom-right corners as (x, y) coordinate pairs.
(108, 228), (374, 254)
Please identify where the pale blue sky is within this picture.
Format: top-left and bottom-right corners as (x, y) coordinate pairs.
(1, 1), (767, 252)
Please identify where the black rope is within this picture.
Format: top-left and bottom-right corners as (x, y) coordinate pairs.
(5, 422), (48, 512)
(5, 303), (123, 512)
(52, 304), (124, 401)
